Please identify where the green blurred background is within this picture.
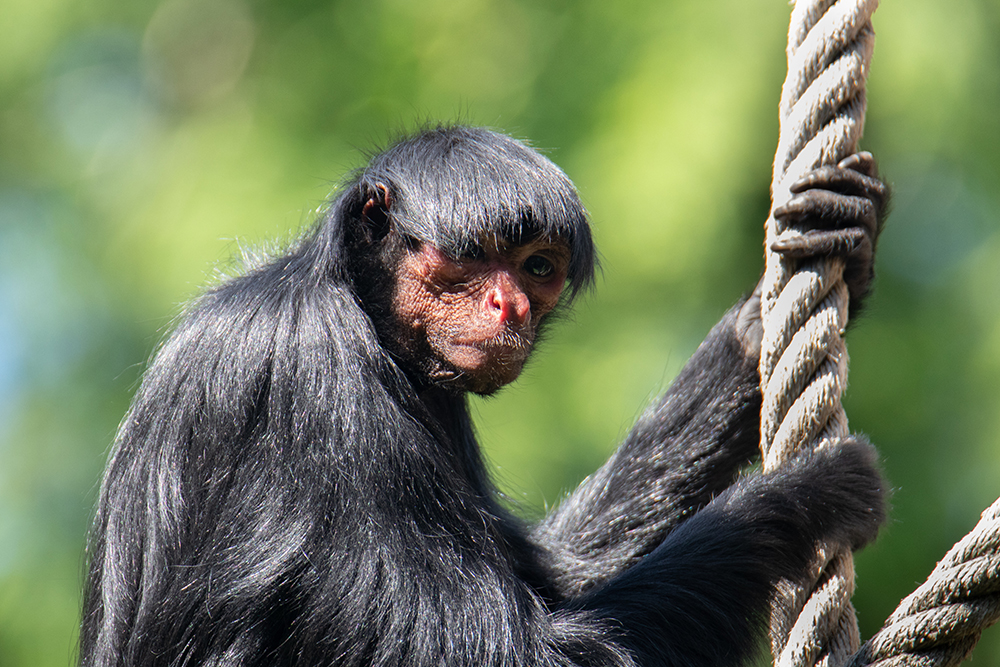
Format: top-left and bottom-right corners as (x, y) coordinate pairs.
(3, 0), (1000, 664)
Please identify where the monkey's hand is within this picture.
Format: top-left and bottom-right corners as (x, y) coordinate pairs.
(730, 435), (888, 553)
(771, 151), (889, 310)
(736, 153), (888, 359)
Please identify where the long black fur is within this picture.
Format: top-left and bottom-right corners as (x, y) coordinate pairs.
(80, 126), (885, 667)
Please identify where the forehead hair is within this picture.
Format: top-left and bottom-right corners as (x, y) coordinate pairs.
(353, 125), (597, 297)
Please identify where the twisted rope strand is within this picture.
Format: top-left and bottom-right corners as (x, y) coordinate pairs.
(760, 2), (876, 666)
(763, 3), (1000, 664)
(848, 498), (1000, 667)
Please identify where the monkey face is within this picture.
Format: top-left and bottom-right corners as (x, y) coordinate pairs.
(391, 236), (569, 394)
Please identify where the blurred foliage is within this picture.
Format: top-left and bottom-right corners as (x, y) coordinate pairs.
(2, 0), (1000, 664)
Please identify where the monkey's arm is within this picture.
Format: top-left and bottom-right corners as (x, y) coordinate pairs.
(566, 438), (885, 667)
(533, 303), (761, 597)
(533, 153), (888, 598)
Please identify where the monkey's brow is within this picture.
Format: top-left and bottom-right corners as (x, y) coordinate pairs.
(493, 223), (570, 248)
(474, 235), (568, 260)
(493, 216), (547, 244)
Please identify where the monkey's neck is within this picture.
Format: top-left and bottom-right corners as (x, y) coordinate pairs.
(417, 386), (471, 446)
(417, 387), (494, 499)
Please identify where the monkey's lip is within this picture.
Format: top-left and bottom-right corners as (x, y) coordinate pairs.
(447, 338), (531, 370)
(455, 332), (532, 353)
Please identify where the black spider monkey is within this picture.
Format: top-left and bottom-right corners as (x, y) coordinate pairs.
(79, 125), (889, 667)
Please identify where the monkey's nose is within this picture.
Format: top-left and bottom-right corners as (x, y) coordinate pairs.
(488, 286), (530, 327)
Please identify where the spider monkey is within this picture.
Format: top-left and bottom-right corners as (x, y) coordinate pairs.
(80, 125), (889, 667)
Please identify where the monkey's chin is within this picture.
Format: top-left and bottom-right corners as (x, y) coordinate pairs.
(445, 344), (527, 395)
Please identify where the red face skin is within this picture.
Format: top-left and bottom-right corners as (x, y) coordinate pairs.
(392, 237), (570, 395)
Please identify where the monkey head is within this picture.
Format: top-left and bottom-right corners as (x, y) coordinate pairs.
(339, 126), (595, 396)
(390, 235), (570, 394)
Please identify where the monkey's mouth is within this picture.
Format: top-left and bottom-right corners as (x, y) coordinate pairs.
(444, 329), (534, 387)
(456, 328), (533, 360)
(481, 328), (533, 353)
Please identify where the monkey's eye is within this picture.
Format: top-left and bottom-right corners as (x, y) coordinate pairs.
(458, 244), (486, 262)
(524, 255), (555, 279)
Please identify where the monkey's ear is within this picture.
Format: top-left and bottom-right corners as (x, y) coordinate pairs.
(361, 182), (393, 241)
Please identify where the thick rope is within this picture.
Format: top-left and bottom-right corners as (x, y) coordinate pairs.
(847, 498), (1000, 667)
(761, 3), (1000, 666)
(759, 1), (877, 666)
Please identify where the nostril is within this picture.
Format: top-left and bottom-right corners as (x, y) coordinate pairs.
(487, 287), (529, 327)
(485, 288), (505, 320)
(513, 293), (530, 326)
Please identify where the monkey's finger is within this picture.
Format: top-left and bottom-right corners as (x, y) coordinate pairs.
(774, 191), (879, 237)
(771, 228), (868, 260)
(838, 151), (877, 178)
(787, 166), (888, 208)
(772, 229), (874, 300)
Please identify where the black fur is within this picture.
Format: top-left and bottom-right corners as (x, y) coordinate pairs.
(80, 126), (886, 667)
